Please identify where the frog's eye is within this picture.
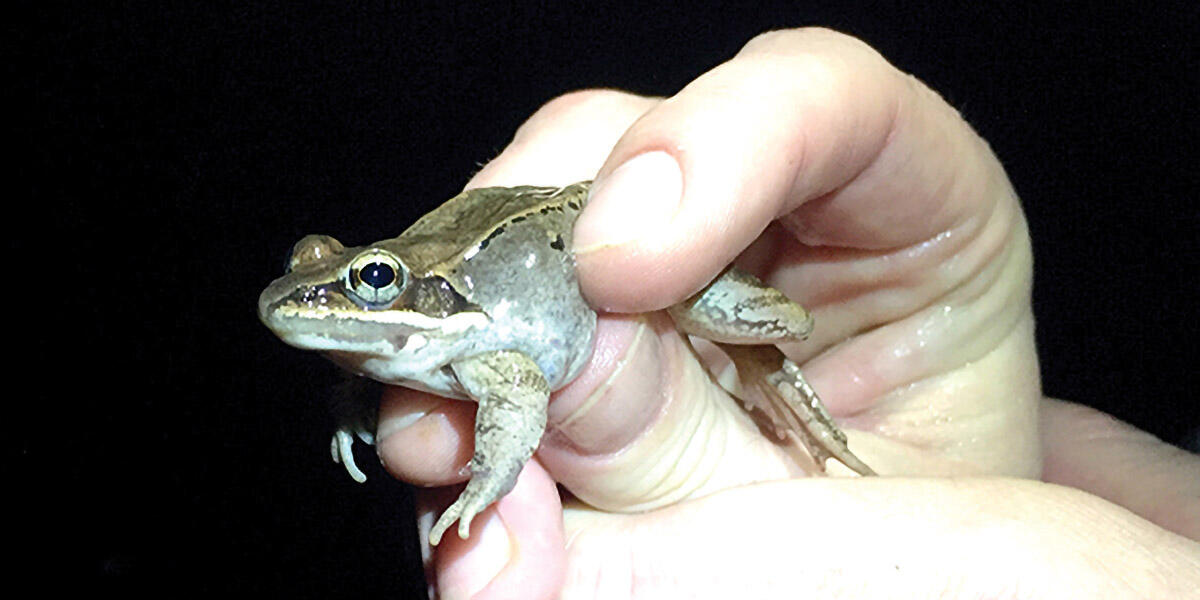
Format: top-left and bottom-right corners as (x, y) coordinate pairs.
(346, 250), (407, 305)
(287, 235), (345, 273)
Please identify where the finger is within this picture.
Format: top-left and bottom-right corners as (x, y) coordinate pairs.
(560, 477), (1200, 599)
(573, 27), (1009, 312)
(1040, 397), (1200, 540)
(537, 313), (814, 512)
(376, 387), (473, 486)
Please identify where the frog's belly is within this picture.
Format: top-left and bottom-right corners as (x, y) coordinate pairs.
(469, 309), (597, 390)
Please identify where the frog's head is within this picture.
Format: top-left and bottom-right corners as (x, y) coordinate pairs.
(257, 234), (488, 359)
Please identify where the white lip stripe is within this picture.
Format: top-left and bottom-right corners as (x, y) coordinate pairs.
(275, 305), (489, 332)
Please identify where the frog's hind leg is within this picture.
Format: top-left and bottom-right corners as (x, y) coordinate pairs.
(429, 350), (550, 545)
(668, 267), (875, 476)
(720, 344), (875, 476)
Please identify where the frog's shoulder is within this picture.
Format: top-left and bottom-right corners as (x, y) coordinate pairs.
(395, 181), (590, 275)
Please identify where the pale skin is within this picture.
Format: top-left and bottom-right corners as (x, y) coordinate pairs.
(374, 29), (1200, 599)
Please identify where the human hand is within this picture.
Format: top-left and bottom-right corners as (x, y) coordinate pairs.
(376, 28), (1200, 599)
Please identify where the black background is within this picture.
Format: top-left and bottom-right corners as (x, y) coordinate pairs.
(15, 1), (1197, 597)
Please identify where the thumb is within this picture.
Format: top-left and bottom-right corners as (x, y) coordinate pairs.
(572, 28), (953, 312)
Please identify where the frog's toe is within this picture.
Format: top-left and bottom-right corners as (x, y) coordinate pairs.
(428, 487), (494, 545)
(331, 429), (368, 483)
(429, 501), (461, 546)
(455, 499), (489, 541)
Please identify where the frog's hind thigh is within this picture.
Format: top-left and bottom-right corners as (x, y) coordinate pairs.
(429, 350), (550, 545)
(666, 267), (814, 344)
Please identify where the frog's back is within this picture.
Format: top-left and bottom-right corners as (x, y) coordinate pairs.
(396, 182), (590, 276)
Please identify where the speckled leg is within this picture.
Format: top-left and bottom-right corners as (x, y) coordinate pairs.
(429, 350), (550, 545)
(669, 268), (875, 476)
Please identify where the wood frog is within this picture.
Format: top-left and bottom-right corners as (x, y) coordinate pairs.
(258, 181), (873, 545)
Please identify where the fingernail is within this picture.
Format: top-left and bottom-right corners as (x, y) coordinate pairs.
(375, 394), (443, 439)
(573, 151), (683, 253)
(439, 511), (512, 600)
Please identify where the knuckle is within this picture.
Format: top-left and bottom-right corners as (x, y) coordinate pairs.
(745, 27), (871, 53)
(539, 88), (645, 117)
(514, 89), (656, 142)
(732, 28), (904, 103)
(740, 27), (890, 72)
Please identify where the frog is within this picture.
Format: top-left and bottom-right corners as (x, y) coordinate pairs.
(258, 180), (874, 545)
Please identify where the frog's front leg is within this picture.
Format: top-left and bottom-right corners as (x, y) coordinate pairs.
(329, 375), (379, 483)
(429, 350), (550, 545)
